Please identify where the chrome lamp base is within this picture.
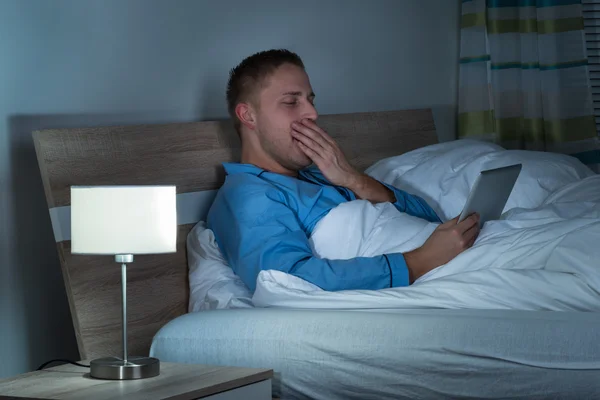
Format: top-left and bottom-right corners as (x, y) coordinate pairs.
(88, 254), (161, 380)
(90, 356), (160, 380)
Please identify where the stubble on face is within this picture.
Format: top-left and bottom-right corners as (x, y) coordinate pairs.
(253, 64), (316, 172)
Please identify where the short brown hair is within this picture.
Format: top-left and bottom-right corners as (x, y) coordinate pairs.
(226, 49), (305, 133)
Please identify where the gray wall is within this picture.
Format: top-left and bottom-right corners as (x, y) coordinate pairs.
(0, 0), (461, 378)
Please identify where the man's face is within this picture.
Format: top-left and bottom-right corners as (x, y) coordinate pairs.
(252, 63), (318, 171)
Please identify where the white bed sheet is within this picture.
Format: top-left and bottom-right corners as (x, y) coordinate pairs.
(150, 308), (600, 400)
(187, 139), (598, 312)
(254, 174), (600, 311)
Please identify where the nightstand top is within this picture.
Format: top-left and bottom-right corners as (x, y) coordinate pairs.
(0, 361), (273, 400)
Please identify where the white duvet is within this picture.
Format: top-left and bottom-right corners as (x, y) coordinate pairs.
(189, 140), (600, 312)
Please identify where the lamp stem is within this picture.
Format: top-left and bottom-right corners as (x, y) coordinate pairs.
(121, 262), (128, 363)
(91, 254), (159, 380)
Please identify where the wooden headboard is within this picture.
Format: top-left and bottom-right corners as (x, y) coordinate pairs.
(32, 109), (438, 360)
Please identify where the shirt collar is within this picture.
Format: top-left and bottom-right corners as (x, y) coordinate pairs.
(223, 162), (320, 180)
(222, 163), (264, 176)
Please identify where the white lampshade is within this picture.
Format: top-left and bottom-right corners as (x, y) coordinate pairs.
(71, 185), (177, 255)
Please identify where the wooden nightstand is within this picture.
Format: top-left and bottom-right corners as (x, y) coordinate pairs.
(0, 361), (273, 400)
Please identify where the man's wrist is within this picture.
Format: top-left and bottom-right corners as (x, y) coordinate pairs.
(344, 172), (367, 193)
(343, 172), (397, 204)
(379, 182), (398, 203)
(404, 248), (427, 284)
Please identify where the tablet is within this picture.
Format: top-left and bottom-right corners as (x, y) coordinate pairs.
(458, 163), (522, 227)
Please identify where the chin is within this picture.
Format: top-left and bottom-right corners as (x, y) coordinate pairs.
(288, 147), (311, 169)
(295, 155), (313, 169)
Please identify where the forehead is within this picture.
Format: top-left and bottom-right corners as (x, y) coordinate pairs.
(261, 63), (312, 96)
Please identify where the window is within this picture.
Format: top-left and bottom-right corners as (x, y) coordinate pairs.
(583, 0), (600, 134)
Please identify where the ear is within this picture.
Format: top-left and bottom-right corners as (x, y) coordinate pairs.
(235, 103), (256, 131)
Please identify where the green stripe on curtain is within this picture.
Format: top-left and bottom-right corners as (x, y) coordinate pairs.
(487, 17), (583, 34)
(462, 13), (487, 29)
(496, 118), (545, 142)
(460, 55), (492, 64)
(540, 59), (588, 70)
(544, 116), (597, 143)
(496, 116), (597, 143)
(488, 0), (582, 7)
(458, 110), (496, 136)
(539, 17), (584, 34)
(491, 59), (588, 70)
(488, 19), (537, 34)
(459, 113), (596, 142)
(491, 62), (540, 70)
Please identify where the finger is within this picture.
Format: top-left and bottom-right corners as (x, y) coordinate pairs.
(442, 215), (460, 226)
(456, 213), (479, 233)
(296, 140), (323, 163)
(462, 222), (480, 244)
(469, 224), (481, 244)
(466, 233), (477, 248)
(292, 121), (331, 149)
(292, 130), (325, 155)
(301, 119), (336, 145)
(292, 128), (327, 153)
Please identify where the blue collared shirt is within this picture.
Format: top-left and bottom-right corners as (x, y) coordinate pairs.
(207, 163), (441, 292)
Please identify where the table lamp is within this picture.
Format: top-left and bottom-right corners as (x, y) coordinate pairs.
(70, 185), (177, 380)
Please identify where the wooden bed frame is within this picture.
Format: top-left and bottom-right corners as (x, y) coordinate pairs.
(32, 108), (438, 360)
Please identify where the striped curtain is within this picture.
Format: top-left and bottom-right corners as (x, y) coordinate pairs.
(458, 0), (600, 172)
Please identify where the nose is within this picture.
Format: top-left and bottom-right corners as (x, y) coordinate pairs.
(303, 101), (318, 121)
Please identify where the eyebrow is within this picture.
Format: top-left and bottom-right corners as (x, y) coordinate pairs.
(282, 91), (316, 97)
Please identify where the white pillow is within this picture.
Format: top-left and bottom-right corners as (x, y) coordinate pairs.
(366, 139), (595, 221)
(187, 221), (252, 312)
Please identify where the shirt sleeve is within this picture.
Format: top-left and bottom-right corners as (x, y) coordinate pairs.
(379, 182), (442, 223)
(208, 186), (410, 292)
(303, 167), (441, 223)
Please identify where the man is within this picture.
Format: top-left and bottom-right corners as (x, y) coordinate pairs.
(207, 49), (480, 292)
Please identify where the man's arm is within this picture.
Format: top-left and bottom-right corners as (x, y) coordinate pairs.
(345, 174), (441, 223)
(291, 119), (441, 223)
(209, 178), (480, 290)
(208, 187), (410, 292)
(211, 189), (479, 290)
(345, 173), (395, 203)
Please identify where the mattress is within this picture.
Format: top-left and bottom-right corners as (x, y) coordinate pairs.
(150, 308), (600, 400)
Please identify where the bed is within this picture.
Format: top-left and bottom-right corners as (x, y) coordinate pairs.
(32, 108), (600, 399)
